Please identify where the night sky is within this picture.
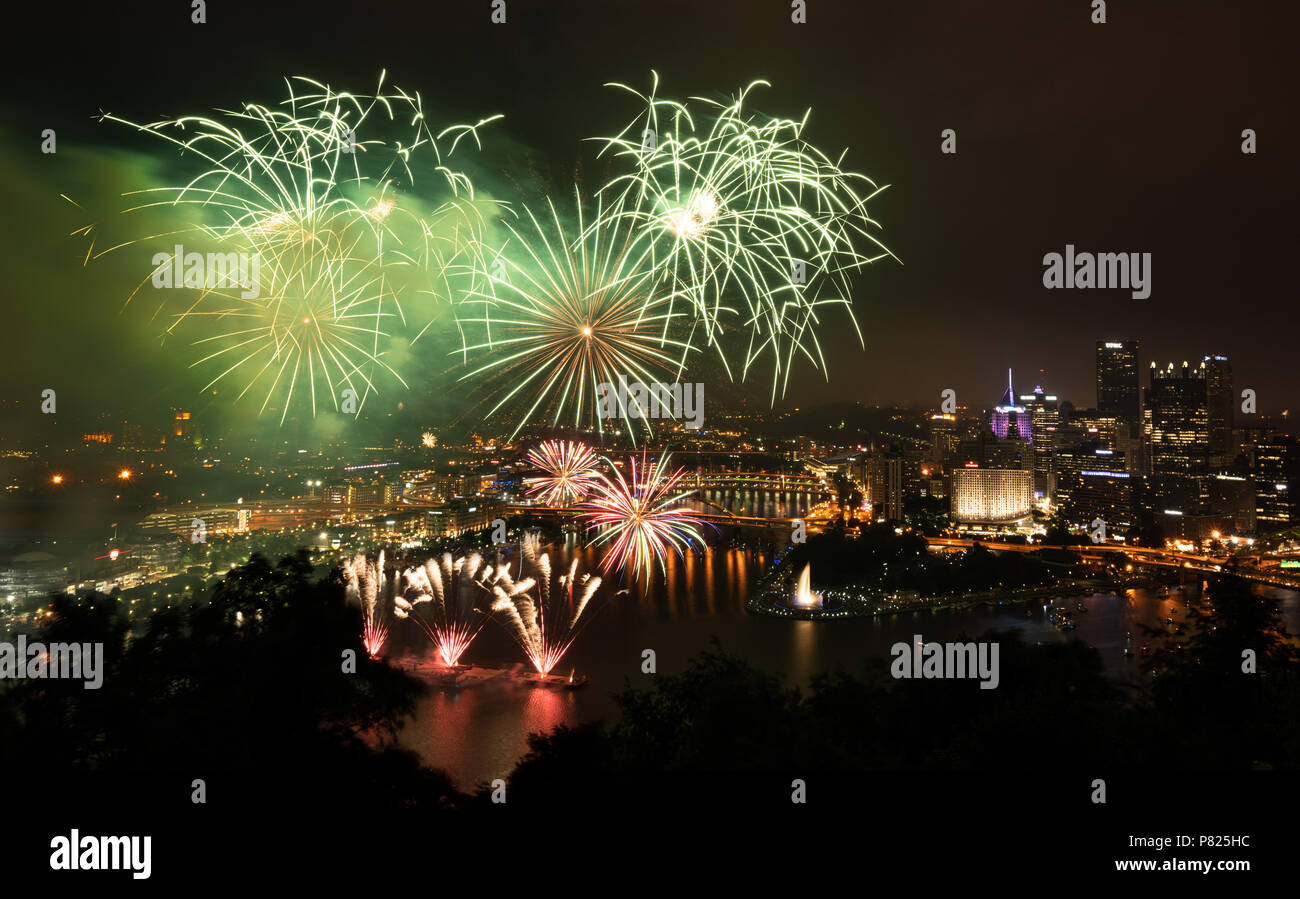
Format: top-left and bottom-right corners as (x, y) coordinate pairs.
(4, 0), (1296, 435)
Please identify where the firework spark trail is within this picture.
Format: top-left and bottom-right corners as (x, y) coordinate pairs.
(577, 450), (705, 585)
(591, 72), (895, 401)
(456, 187), (697, 439)
(524, 439), (600, 506)
(80, 73), (502, 422)
(397, 552), (532, 666)
(490, 534), (604, 676)
(344, 551), (390, 658)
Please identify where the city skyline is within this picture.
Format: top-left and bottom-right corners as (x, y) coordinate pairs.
(3, 334), (1291, 443)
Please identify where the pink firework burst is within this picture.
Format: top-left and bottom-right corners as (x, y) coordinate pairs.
(577, 451), (705, 583)
(524, 439), (600, 507)
(397, 552), (533, 667)
(490, 534), (604, 676)
(344, 551), (391, 659)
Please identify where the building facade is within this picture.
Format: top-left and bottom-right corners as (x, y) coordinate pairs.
(951, 467), (1034, 524)
(1097, 340), (1140, 423)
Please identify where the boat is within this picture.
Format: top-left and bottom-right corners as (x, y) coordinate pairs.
(521, 670), (589, 689)
(1053, 611), (1076, 631)
(391, 659), (514, 688)
(1075, 600), (1088, 612)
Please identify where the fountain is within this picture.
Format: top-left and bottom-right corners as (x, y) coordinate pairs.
(792, 564), (824, 609)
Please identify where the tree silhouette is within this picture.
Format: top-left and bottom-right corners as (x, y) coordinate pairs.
(0, 551), (463, 814)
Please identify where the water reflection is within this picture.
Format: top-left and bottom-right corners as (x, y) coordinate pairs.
(684, 488), (814, 521)
(397, 543), (1300, 791)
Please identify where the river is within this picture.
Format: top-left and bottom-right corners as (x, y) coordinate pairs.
(394, 537), (1300, 789)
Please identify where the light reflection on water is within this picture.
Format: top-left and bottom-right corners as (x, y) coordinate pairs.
(689, 488), (815, 520)
(396, 541), (1300, 790)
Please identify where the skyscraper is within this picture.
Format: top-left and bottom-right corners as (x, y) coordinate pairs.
(1097, 340), (1140, 424)
(1054, 443), (1134, 528)
(865, 450), (906, 523)
(989, 369), (1032, 441)
(1148, 361), (1210, 476)
(1019, 384), (1059, 498)
(1254, 432), (1297, 530)
(928, 412), (958, 463)
(1202, 354), (1234, 469)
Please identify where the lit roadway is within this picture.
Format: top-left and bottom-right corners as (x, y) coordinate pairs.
(926, 537), (1300, 588)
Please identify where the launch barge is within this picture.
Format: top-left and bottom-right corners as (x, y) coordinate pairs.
(391, 657), (588, 689)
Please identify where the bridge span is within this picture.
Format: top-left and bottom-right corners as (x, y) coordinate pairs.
(686, 472), (827, 493)
(506, 504), (831, 532)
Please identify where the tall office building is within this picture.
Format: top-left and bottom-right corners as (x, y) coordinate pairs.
(1202, 354), (1235, 469)
(884, 454), (905, 523)
(989, 369), (1032, 441)
(1254, 433), (1297, 530)
(1072, 411), (1119, 445)
(170, 408), (195, 442)
(1208, 474), (1256, 534)
(1096, 340), (1140, 424)
(865, 450), (905, 523)
(957, 431), (1033, 472)
(1019, 385), (1059, 498)
(928, 412), (958, 463)
(1054, 443), (1133, 528)
(1148, 361), (1210, 476)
